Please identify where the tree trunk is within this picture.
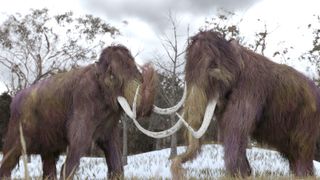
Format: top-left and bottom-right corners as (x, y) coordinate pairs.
(169, 114), (177, 159)
(122, 117), (128, 165)
(90, 142), (95, 156)
(156, 139), (161, 150)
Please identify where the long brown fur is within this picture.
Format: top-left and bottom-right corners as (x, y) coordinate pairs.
(0, 45), (158, 179)
(171, 30), (320, 178)
(171, 86), (206, 179)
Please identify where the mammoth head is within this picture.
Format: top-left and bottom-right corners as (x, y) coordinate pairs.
(96, 45), (158, 118)
(185, 31), (243, 98)
(170, 31), (245, 138)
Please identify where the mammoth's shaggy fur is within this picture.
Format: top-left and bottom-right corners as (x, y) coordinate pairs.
(0, 45), (157, 179)
(171, 31), (320, 178)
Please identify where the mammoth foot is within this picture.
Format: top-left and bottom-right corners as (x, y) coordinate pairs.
(108, 172), (124, 180)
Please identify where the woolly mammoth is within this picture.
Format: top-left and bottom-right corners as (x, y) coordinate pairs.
(169, 31), (320, 178)
(0, 45), (158, 179)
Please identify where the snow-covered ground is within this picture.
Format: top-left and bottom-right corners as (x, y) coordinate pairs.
(2, 144), (320, 179)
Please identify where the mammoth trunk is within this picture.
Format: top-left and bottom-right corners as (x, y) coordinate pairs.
(171, 85), (208, 179)
(183, 86), (208, 131)
(123, 64), (157, 117)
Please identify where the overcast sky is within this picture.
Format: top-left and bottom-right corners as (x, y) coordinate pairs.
(82, 0), (260, 31)
(0, 0), (320, 92)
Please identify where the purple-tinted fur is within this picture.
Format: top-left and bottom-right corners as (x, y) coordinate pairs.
(0, 45), (157, 179)
(180, 30), (320, 177)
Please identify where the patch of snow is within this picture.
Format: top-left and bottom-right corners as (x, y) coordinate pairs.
(1, 144), (320, 179)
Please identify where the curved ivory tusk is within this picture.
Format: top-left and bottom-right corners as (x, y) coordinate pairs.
(153, 83), (187, 115)
(176, 97), (218, 139)
(118, 85), (140, 119)
(117, 96), (136, 120)
(130, 117), (184, 139)
(132, 85), (140, 117)
(117, 93), (184, 138)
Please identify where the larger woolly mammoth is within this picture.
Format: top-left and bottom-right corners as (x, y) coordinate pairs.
(171, 31), (320, 178)
(0, 45), (158, 179)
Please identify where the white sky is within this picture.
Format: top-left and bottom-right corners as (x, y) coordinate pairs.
(0, 0), (319, 92)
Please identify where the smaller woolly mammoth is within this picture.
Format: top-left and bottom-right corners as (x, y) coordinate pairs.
(0, 45), (158, 179)
(169, 30), (320, 178)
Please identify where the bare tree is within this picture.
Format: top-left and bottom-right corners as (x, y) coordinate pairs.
(248, 21), (271, 56)
(203, 9), (271, 56)
(203, 9), (241, 40)
(153, 13), (187, 159)
(0, 8), (118, 94)
(301, 15), (320, 85)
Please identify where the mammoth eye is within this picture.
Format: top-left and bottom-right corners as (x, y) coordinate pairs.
(110, 74), (114, 79)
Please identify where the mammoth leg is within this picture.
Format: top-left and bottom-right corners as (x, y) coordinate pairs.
(62, 137), (92, 179)
(284, 115), (317, 176)
(289, 158), (314, 176)
(222, 131), (251, 177)
(171, 133), (201, 180)
(220, 94), (261, 177)
(41, 153), (59, 179)
(63, 136), (93, 179)
(97, 125), (124, 179)
(62, 117), (95, 179)
(0, 123), (23, 178)
(286, 137), (315, 176)
(0, 141), (21, 178)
